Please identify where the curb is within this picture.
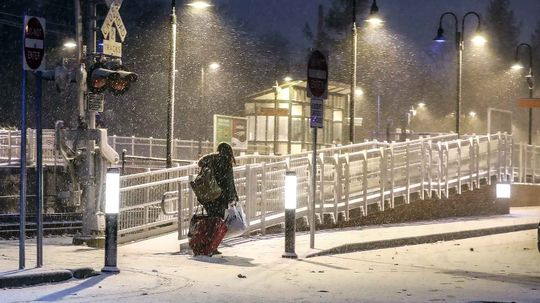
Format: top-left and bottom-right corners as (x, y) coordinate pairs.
(305, 223), (538, 258)
(0, 267), (99, 289)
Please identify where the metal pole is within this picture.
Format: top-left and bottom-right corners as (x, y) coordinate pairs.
(528, 63), (534, 145)
(19, 69), (27, 270)
(35, 71), (43, 267)
(310, 128), (317, 249)
(74, 0), (85, 120)
(166, 0), (177, 168)
(349, 0), (357, 144)
(274, 80), (279, 155)
(101, 213), (119, 273)
(376, 96), (381, 139)
(457, 32), (463, 136)
(283, 171), (297, 258)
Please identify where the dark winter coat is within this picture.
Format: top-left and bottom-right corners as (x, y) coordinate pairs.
(198, 153), (238, 210)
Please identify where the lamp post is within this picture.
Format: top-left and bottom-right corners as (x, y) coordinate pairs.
(166, 0), (177, 168)
(434, 12), (486, 136)
(282, 171), (297, 259)
(102, 167), (121, 273)
(512, 43), (534, 145)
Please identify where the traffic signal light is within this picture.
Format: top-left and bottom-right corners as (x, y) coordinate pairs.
(88, 62), (138, 95)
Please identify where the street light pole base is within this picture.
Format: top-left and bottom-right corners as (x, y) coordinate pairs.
(282, 252), (298, 259)
(101, 266), (120, 273)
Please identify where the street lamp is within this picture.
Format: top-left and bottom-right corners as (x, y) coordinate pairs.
(350, 0), (381, 144)
(511, 43), (534, 145)
(63, 40), (77, 50)
(366, 0), (383, 26)
(434, 11), (486, 136)
(166, 0), (177, 168)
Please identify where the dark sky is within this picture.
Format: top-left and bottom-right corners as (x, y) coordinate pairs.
(215, 0), (540, 51)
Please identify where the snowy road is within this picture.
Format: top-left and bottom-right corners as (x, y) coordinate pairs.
(2, 229), (540, 303)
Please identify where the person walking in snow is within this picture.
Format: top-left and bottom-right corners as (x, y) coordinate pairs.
(197, 142), (239, 254)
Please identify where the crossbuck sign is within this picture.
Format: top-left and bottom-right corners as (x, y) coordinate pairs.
(101, 0), (126, 57)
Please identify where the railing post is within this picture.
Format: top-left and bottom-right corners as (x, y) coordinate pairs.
(7, 129), (12, 164)
(333, 154), (341, 221)
(496, 132), (502, 181)
(362, 151), (368, 216)
(475, 137), (481, 188)
(379, 147), (386, 212)
(444, 142), (449, 198)
(319, 152), (325, 220)
(437, 141), (442, 199)
(457, 139), (462, 194)
(405, 142), (410, 204)
(420, 137), (425, 200)
(389, 144), (395, 209)
(427, 140), (433, 199)
(487, 135), (492, 185)
(469, 138), (474, 190)
(245, 164), (253, 226)
(149, 137), (153, 158)
(260, 163), (267, 235)
(344, 153), (350, 219)
(112, 135), (117, 151)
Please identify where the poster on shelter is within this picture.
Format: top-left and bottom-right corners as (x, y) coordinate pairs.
(213, 115), (248, 151)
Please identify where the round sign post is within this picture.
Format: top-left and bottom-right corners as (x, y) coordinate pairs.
(306, 50), (328, 250)
(23, 16), (46, 71)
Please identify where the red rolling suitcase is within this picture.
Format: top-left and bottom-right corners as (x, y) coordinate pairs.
(188, 215), (228, 256)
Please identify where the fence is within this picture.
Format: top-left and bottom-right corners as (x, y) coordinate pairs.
(117, 132), (524, 243)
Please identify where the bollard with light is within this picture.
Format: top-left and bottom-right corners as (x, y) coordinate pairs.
(102, 167), (121, 273)
(282, 171), (298, 259)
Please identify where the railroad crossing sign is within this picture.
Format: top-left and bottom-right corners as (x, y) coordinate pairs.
(23, 16), (46, 71)
(101, 0), (125, 57)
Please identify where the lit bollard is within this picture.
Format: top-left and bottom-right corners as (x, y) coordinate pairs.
(282, 171), (298, 259)
(102, 168), (121, 273)
(496, 181), (511, 215)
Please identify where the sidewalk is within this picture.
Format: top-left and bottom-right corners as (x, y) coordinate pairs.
(1, 207), (539, 289)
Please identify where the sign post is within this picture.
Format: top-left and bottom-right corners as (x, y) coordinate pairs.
(22, 15), (46, 268)
(307, 50), (328, 249)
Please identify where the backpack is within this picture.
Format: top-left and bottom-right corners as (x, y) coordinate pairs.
(190, 158), (222, 204)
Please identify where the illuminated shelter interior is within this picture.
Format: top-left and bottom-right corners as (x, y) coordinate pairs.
(244, 80), (352, 155)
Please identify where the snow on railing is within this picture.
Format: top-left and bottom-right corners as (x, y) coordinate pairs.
(116, 132), (518, 243)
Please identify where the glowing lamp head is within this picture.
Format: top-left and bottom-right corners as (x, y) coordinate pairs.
(434, 27), (446, 43)
(366, 0), (383, 26)
(187, 1), (211, 9)
(417, 102), (426, 108)
(469, 111), (477, 118)
(208, 62), (220, 70)
(471, 34), (487, 46)
(285, 172), (297, 210)
(511, 61), (524, 70)
(283, 76), (292, 82)
(355, 88), (364, 96)
(63, 40), (77, 49)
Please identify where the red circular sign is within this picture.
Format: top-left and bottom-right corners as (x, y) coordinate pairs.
(307, 50), (328, 98)
(24, 17), (45, 70)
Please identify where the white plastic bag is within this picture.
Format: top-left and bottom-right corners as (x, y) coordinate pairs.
(224, 203), (247, 237)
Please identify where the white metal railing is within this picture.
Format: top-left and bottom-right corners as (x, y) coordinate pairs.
(117, 132), (524, 243)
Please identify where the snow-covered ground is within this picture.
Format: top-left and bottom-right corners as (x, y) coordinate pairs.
(1, 209), (540, 302)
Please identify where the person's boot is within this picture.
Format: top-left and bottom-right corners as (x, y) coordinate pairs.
(212, 250), (222, 255)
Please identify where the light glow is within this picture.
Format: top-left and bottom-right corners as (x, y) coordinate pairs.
(469, 111), (477, 118)
(283, 76), (292, 82)
(471, 34), (487, 46)
(366, 16), (383, 26)
(105, 168), (121, 214)
(187, 1), (211, 9)
(417, 102), (426, 108)
(285, 172), (297, 210)
(209, 62), (220, 70)
(355, 88), (364, 96)
(63, 40), (77, 49)
(496, 183), (511, 199)
(511, 63), (524, 70)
